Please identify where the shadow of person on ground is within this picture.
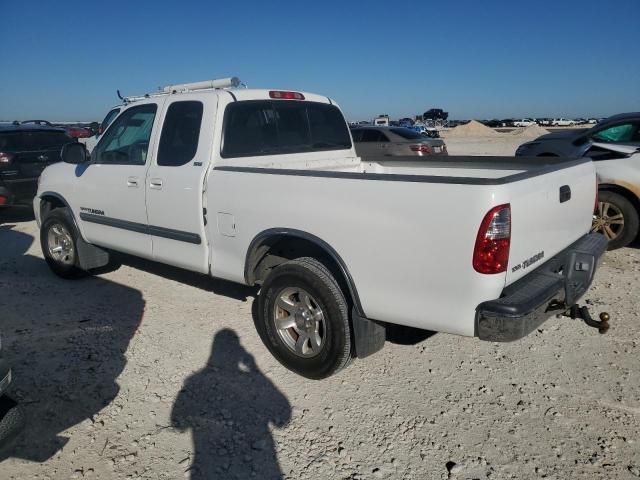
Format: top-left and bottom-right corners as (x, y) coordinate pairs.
(171, 329), (291, 480)
(0, 224), (145, 462)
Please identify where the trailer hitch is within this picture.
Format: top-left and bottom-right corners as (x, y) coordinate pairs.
(563, 304), (610, 334)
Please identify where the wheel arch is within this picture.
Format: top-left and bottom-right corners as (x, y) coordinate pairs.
(598, 183), (640, 214)
(245, 228), (366, 317)
(40, 191), (71, 217)
(39, 191), (84, 239)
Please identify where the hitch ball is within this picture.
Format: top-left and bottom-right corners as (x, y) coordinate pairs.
(598, 312), (610, 334)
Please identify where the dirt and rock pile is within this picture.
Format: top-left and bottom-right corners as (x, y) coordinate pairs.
(509, 124), (549, 138)
(442, 120), (501, 138)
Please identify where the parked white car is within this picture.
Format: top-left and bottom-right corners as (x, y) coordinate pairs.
(373, 115), (390, 126)
(516, 112), (640, 248)
(513, 119), (537, 127)
(552, 118), (576, 127)
(33, 79), (607, 379)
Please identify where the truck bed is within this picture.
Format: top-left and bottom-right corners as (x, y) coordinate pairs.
(210, 154), (596, 336)
(223, 155), (590, 185)
(359, 155), (589, 184)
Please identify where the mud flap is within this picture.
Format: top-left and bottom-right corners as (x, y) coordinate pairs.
(352, 307), (386, 358)
(55, 207), (111, 271)
(76, 237), (110, 271)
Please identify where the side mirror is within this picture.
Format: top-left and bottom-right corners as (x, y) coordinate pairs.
(61, 142), (89, 164)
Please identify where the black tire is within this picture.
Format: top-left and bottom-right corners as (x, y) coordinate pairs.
(40, 207), (87, 279)
(594, 191), (639, 250)
(0, 396), (25, 449)
(256, 257), (352, 379)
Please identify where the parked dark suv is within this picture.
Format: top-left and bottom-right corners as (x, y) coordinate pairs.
(0, 122), (70, 207)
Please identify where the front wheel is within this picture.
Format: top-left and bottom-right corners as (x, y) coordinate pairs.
(40, 208), (86, 279)
(256, 257), (353, 379)
(591, 191), (639, 250)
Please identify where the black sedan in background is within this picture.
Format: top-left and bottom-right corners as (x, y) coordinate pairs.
(0, 122), (70, 207)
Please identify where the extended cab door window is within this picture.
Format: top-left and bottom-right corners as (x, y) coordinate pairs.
(157, 101), (204, 166)
(94, 104), (157, 165)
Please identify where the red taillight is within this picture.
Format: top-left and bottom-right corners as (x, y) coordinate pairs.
(410, 144), (432, 154)
(0, 152), (13, 166)
(0, 195), (7, 205)
(269, 90), (305, 100)
(473, 204), (511, 274)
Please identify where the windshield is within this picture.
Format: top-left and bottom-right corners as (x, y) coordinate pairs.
(592, 123), (638, 143)
(101, 108), (121, 131)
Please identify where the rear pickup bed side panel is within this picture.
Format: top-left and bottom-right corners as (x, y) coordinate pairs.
(207, 169), (508, 336)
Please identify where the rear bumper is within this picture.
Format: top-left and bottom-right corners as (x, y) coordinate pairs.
(0, 184), (14, 206)
(475, 233), (607, 342)
(0, 177), (38, 206)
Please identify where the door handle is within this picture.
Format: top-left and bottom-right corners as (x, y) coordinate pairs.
(127, 176), (139, 187)
(149, 178), (163, 190)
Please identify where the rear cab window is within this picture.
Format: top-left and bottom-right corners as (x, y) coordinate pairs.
(221, 101), (351, 158)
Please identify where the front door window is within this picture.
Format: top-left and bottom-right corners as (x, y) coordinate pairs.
(94, 104), (158, 165)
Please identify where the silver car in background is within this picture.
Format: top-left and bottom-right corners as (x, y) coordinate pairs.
(350, 126), (447, 157)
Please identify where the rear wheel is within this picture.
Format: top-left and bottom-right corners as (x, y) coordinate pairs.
(591, 191), (639, 250)
(256, 257), (352, 379)
(40, 208), (86, 279)
(0, 396), (25, 449)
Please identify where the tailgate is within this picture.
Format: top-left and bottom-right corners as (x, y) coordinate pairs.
(506, 160), (596, 285)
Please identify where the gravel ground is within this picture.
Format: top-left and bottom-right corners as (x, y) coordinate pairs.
(1, 138), (639, 479)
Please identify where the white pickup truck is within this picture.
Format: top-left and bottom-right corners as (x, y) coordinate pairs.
(34, 79), (608, 379)
(513, 119), (537, 127)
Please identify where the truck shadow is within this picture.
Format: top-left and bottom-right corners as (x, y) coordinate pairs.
(385, 324), (437, 345)
(115, 253), (257, 302)
(0, 224), (145, 463)
(171, 329), (291, 479)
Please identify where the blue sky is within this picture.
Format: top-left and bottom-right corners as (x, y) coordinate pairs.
(1, 0), (638, 121)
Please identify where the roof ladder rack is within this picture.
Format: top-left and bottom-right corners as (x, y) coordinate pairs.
(118, 77), (242, 104)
